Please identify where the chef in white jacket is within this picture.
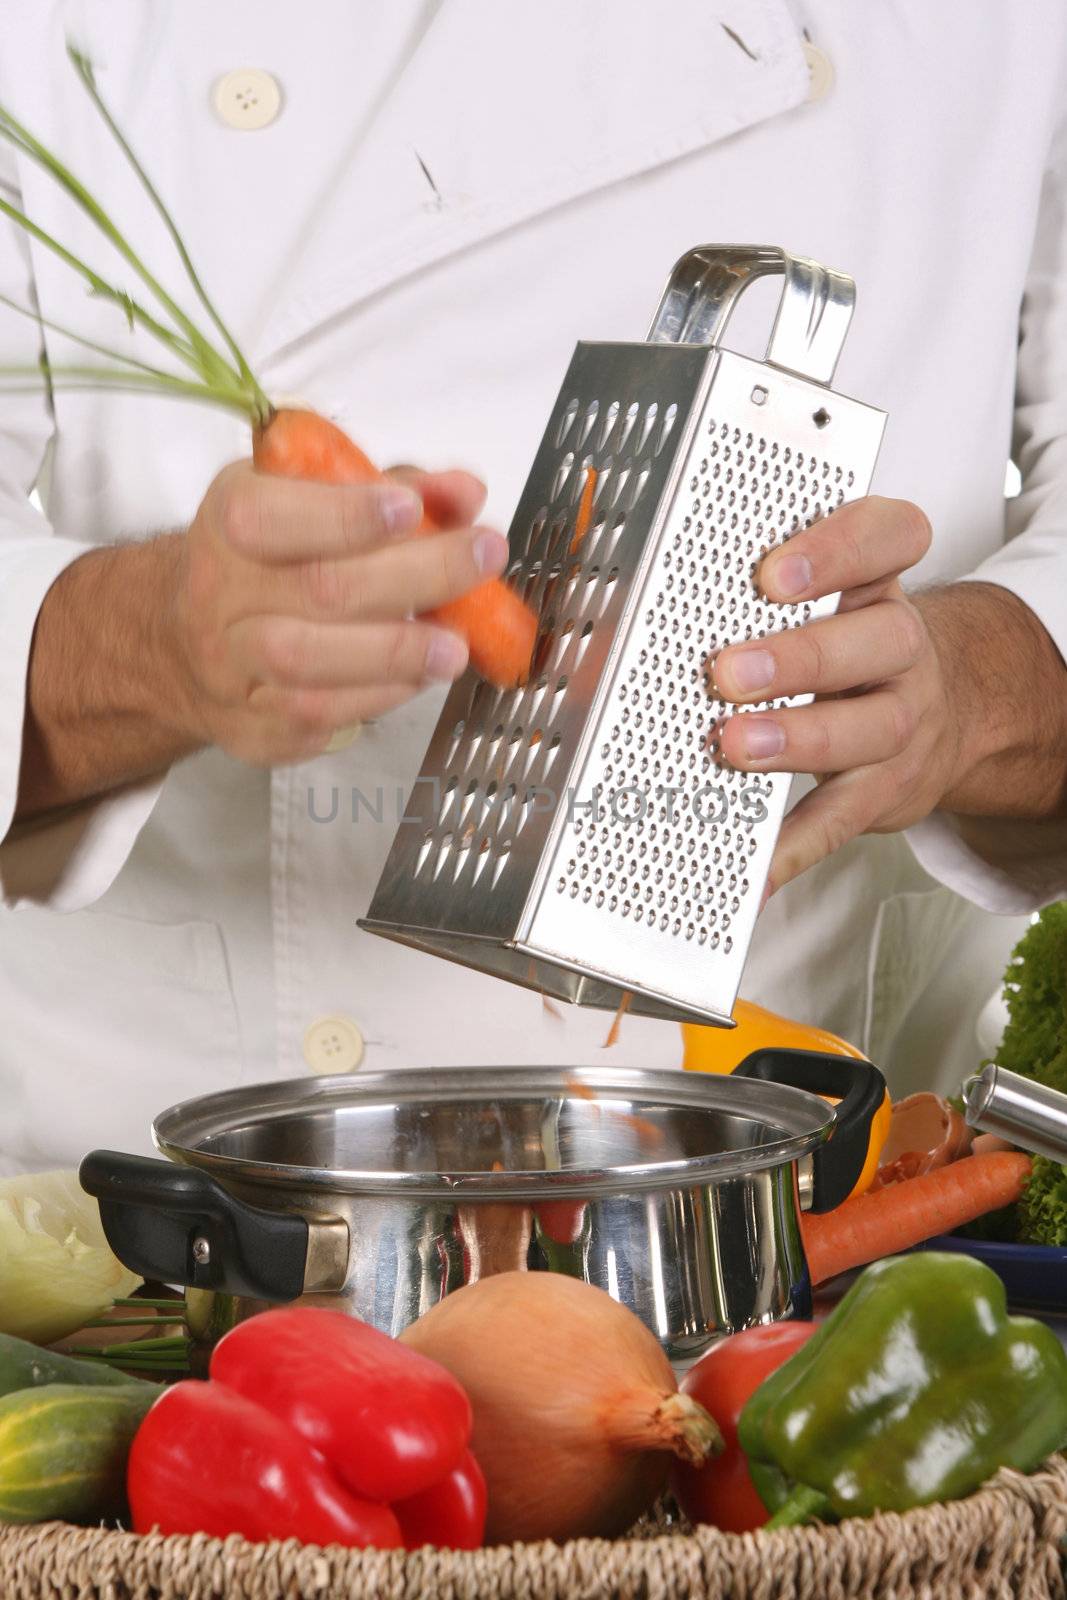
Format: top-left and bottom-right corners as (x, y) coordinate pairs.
(2, 2), (1067, 1174)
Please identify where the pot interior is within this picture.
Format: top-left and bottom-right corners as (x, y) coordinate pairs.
(155, 1066), (834, 1197)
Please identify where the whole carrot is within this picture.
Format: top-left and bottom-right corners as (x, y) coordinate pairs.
(253, 410), (536, 689)
(802, 1150), (1031, 1285)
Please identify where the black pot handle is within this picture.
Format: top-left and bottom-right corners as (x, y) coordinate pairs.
(732, 1048), (886, 1213)
(80, 1151), (339, 1301)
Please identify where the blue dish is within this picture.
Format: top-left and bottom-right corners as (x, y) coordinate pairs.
(914, 1234), (1067, 1311)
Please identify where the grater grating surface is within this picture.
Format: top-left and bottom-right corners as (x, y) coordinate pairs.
(367, 340), (710, 945)
(361, 248), (888, 1028)
(535, 349), (866, 1012)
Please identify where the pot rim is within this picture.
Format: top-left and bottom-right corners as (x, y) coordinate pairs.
(152, 1064), (835, 1198)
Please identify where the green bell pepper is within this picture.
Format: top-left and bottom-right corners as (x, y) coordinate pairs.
(738, 1252), (1067, 1528)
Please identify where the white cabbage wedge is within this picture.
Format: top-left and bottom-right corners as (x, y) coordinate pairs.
(0, 1170), (140, 1343)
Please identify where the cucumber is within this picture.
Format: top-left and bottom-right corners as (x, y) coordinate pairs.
(0, 1331), (155, 1398)
(0, 1382), (156, 1523)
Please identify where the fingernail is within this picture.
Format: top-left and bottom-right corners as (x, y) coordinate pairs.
(767, 552), (813, 599)
(324, 723), (363, 753)
(425, 631), (469, 682)
(379, 486), (422, 535)
(722, 647), (776, 694)
(474, 528), (509, 576)
(740, 716), (785, 760)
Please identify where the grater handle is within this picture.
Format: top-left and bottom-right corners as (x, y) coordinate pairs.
(647, 245), (855, 385)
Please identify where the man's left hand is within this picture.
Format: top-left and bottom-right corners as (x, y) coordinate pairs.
(710, 495), (1067, 896)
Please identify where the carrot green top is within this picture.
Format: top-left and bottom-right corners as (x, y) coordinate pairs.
(0, 43), (272, 427)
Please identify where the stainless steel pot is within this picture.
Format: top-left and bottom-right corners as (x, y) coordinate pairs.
(81, 1050), (883, 1367)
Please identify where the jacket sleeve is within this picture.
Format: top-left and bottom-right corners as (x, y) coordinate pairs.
(908, 103), (1067, 914)
(0, 145), (165, 912)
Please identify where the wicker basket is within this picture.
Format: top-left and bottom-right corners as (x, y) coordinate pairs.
(2, 1457), (1065, 1600)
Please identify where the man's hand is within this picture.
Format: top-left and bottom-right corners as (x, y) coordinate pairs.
(15, 463), (503, 820)
(171, 461), (504, 764)
(709, 496), (1067, 896)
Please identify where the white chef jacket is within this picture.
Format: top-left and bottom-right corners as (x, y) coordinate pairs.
(1, 0), (1066, 1174)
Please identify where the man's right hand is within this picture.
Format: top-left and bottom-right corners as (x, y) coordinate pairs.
(171, 461), (506, 765)
(13, 462), (506, 822)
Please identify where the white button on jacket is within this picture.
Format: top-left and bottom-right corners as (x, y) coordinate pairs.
(802, 42), (834, 103)
(303, 1017), (365, 1076)
(212, 69), (284, 132)
(0, 1), (1066, 1173)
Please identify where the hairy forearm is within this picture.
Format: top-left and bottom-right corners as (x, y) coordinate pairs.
(14, 535), (203, 822)
(917, 581), (1067, 821)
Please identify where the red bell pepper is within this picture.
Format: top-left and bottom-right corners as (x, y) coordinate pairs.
(393, 1447), (487, 1551)
(128, 1380), (402, 1548)
(671, 1321), (818, 1533)
(210, 1306), (471, 1502)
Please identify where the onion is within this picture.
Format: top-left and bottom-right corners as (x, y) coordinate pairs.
(400, 1272), (722, 1543)
(0, 1170), (141, 1343)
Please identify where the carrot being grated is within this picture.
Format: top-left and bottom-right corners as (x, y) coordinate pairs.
(603, 991), (633, 1048)
(569, 468), (598, 554)
(0, 50), (537, 689)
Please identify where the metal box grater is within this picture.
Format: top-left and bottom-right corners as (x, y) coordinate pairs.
(359, 247), (887, 1028)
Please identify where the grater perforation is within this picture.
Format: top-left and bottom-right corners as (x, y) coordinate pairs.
(361, 247), (888, 1026)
